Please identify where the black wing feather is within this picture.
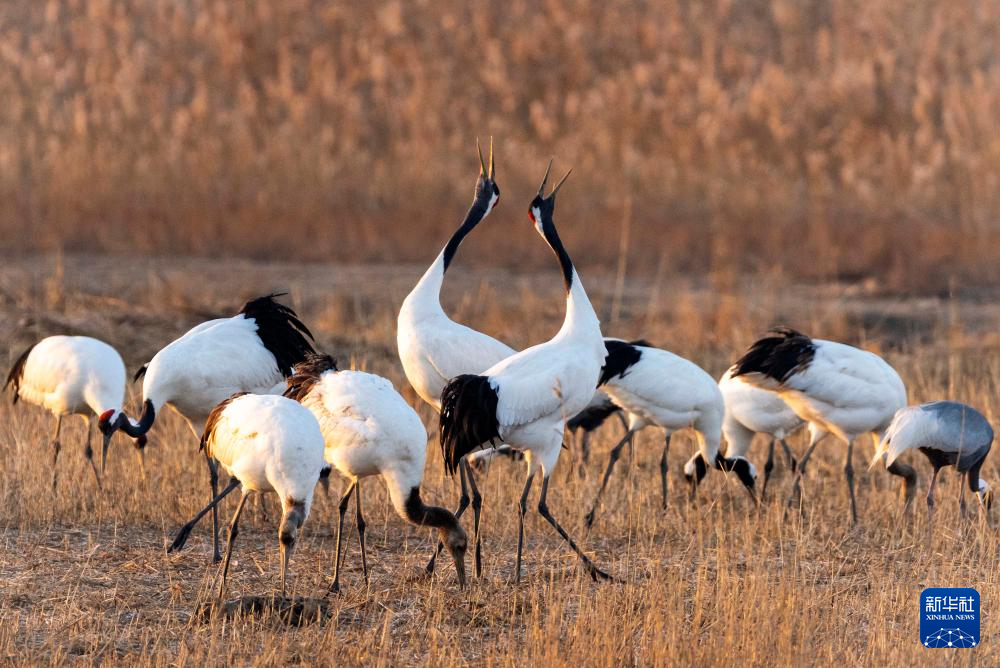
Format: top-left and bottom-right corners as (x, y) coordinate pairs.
(239, 294), (316, 377)
(4, 343), (35, 405)
(731, 327), (816, 384)
(439, 374), (500, 477)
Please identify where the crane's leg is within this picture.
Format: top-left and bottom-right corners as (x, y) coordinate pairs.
(355, 480), (369, 585)
(203, 451), (223, 562)
(133, 441), (147, 481)
(216, 490), (250, 601)
(761, 438), (776, 502)
(584, 429), (636, 529)
(786, 434), (824, 513)
(844, 439), (858, 525)
(168, 477), (241, 552)
(660, 433), (671, 510)
(425, 460), (471, 575)
(329, 480), (356, 594)
(957, 472), (967, 517)
(50, 415), (63, 491)
(514, 471), (535, 584)
(463, 458), (484, 578)
(926, 468), (940, 537)
(580, 430), (592, 469)
(779, 439), (797, 472)
(82, 417), (102, 491)
(538, 476), (611, 581)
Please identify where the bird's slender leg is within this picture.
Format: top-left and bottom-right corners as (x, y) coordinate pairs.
(844, 439), (858, 525)
(659, 433), (671, 510)
(82, 418), (102, 491)
(786, 435), (823, 512)
(463, 458), (484, 578)
(50, 415), (63, 491)
(958, 472), (969, 518)
(926, 467), (940, 538)
(514, 471), (535, 583)
(168, 477), (241, 552)
(355, 480), (369, 585)
(203, 451), (222, 562)
(329, 481), (356, 594)
(584, 429), (636, 529)
(216, 490), (251, 601)
(761, 438), (776, 502)
(779, 439), (797, 472)
(425, 459), (471, 574)
(134, 443), (147, 482)
(580, 430), (592, 468)
(538, 476), (610, 581)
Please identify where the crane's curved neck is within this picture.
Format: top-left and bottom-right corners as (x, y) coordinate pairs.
(405, 198), (492, 315)
(538, 215), (600, 339)
(402, 486), (461, 533)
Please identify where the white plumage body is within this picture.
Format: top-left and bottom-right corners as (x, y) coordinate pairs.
(761, 340), (906, 443)
(12, 336), (125, 418)
(204, 394), (325, 509)
(398, 262), (514, 410)
(142, 315), (289, 427)
(603, 346), (724, 462)
(718, 368), (803, 458)
(301, 369), (429, 516)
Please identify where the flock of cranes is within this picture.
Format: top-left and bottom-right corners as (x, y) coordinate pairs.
(3, 141), (995, 598)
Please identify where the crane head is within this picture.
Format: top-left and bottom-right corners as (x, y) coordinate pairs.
(528, 159), (571, 233)
(474, 136), (500, 213)
(441, 522), (468, 589)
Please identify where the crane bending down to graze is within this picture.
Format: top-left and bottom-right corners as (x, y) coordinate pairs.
(396, 141), (507, 577)
(108, 294), (315, 561)
(439, 161), (611, 582)
(731, 327), (917, 523)
(716, 368), (804, 500)
(584, 339), (757, 529)
(167, 393), (326, 599)
(870, 401), (994, 525)
(4, 335), (141, 490)
(284, 354), (467, 591)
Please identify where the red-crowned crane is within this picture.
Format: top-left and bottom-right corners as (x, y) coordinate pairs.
(396, 141), (506, 577)
(584, 339), (757, 529)
(167, 393), (326, 599)
(4, 335), (141, 489)
(284, 354), (467, 591)
(716, 367), (803, 500)
(439, 161), (610, 582)
(731, 327), (917, 523)
(870, 401), (993, 524)
(108, 294), (315, 561)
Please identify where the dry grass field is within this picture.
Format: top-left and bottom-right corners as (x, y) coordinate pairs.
(1, 253), (999, 665)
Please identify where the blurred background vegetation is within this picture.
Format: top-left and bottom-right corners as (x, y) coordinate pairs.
(1, 0), (998, 292)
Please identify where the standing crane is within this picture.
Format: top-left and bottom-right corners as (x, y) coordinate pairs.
(584, 339), (757, 529)
(439, 161), (610, 582)
(731, 327), (917, 523)
(870, 401), (993, 524)
(396, 140), (507, 577)
(106, 294), (315, 561)
(4, 335), (141, 489)
(167, 393), (326, 599)
(284, 353), (468, 591)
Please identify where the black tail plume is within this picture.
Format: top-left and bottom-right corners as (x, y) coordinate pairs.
(132, 363), (148, 383)
(239, 294), (316, 377)
(439, 375), (500, 477)
(4, 343), (35, 404)
(731, 327), (815, 384)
